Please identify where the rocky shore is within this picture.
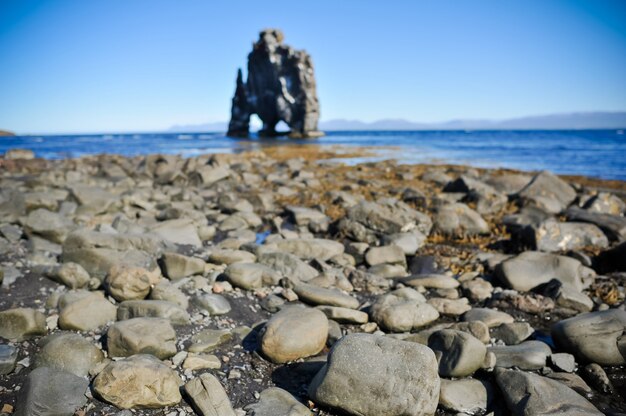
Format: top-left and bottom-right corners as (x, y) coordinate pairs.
(0, 145), (625, 416)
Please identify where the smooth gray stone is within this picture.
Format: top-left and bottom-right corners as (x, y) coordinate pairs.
(496, 251), (593, 292)
(309, 333), (440, 416)
(550, 353), (576, 373)
(495, 368), (602, 416)
(516, 171), (577, 213)
(245, 387), (312, 416)
(433, 203), (489, 237)
(347, 200), (432, 236)
(15, 367), (89, 416)
(428, 329), (487, 377)
(193, 293), (231, 315)
(491, 322), (534, 345)
(439, 378), (493, 415)
(489, 340), (552, 370)
(551, 309), (626, 365)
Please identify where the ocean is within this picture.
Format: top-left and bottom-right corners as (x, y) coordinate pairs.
(1, 129), (625, 180)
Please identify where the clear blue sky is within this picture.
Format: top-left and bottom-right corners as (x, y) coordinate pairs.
(1, 0), (625, 134)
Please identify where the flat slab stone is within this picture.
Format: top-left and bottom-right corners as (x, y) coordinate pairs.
(489, 340), (552, 370)
(93, 354), (182, 409)
(293, 283), (359, 309)
(495, 368), (602, 415)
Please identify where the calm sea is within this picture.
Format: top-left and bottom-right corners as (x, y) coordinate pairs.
(1, 130), (625, 180)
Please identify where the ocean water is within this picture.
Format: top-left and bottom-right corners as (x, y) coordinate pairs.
(1, 130), (625, 180)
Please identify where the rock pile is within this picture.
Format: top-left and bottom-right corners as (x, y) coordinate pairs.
(0, 147), (625, 415)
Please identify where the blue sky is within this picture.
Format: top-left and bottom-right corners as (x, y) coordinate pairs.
(0, 0), (625, 134)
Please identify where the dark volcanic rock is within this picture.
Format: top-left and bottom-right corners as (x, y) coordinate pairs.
(227, 29), (322, 138)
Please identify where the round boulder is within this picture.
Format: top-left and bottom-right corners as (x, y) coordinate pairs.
(261, 306), (328, 363)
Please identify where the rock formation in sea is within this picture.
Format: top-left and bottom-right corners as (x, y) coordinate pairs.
(227, 29), (322, 139)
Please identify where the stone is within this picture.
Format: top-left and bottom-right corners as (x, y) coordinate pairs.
(58, 292), (117, 331)
(189, 328), (233, 353)
(566, 206), (626, 242)
(51, 262), (90, 289)
(22, 208), (74, 243)
(117, 300), (190, 324)
(583, 191), (626, 215)
(581, 363), (613, 394)
(70, 184), (118, 214)
(427, 297), (471, 316)
(161, 252), (205, 280)
(193, 293), (231, 315)
(184, 373), (236, 416)
(106, 265), (156, 301)
(0, 344), (18, 375)
(150, 218), (202, 247)
(268, 238), (344, 261)
(107, 317), (177, 359)
(433, 203), (489, 237)
(543, 280), (593, 313)
(403, 273), (459, 289)
(245, 387), (311, 416)
(516, 170), (577, 213)
(182, 353), (221, 371)
(551, 309), (626, 365)
(489, 340), (552, 370)
(495, 368), (602, 415)
(93, 354), (182, 409)
(370, 288), (439, 332)
(461, 277), (493, 302)
(149, 280), (189, 308)
(491, 322), (534, 345)
(550, 353), (576, 373)
(0, 308), (46, 340)
(545, 372), (593, 396)
(227, 29), (321, 138)
(522, 219), (609, 252)
(364, 245), (406, 267)
(439, 378), (492, 415)
(35, 332), (104, 377)
(347, 200), (432, 236)
(316, 306), (368, 324)
(293, 282), (359, 309)
(382, 231), (426, 255)
(188, 165), (231, 187)
(443, 175), (507, 214)
(62, 229), (163, 280)
(309, 333), (440, 416)
(224, 262), (281, 289)
(209, 249), (256, 265)
(496, 251), (592, 292)
(15, 367), (89, 416)
(428, 329), (487, 377)
(258, 251), (318, 281)
(261, 306), (328, 363)
(462, 307), (514, 328)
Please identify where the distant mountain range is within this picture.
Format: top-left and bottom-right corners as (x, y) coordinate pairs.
(169, 111), (626, 132)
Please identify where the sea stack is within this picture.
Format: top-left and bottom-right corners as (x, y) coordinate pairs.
(227, 29), (322, 139)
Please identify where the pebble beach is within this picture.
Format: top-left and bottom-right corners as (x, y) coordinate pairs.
(0, 145), (625, 416)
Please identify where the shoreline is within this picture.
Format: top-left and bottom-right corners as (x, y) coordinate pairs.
(0, 146), (625, 414)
